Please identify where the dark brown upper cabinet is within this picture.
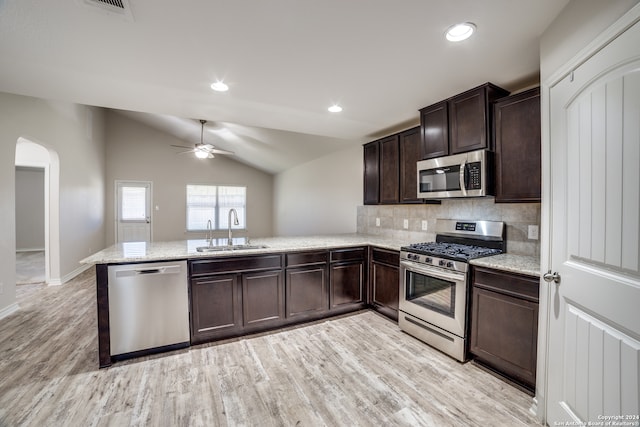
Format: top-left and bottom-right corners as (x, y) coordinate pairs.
(420, 83), (509, 159)
(363, 140), (380, 205)
(419, 101), (449, 159)
(364, 128), (440, 205)
(379, 135), (400, 204)
(399, 127), (422, 204)
(493, 87), (541, 203)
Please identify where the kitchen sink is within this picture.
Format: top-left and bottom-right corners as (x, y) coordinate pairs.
(196, 244), (268, 252)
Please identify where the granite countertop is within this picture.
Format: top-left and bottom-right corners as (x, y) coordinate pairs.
(81, 234), (409, 265)
(82, 234), (541, 278)
(469, 253), (541, 277)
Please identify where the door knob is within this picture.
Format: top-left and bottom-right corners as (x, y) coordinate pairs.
(543, 270), (561, 284)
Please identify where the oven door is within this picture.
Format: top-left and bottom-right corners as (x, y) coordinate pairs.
(399, 259), (468, 337)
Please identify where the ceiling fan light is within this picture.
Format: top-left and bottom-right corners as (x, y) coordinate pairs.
(328, 104), (342, 113)
(210, 81), (229, 92)
(195, 149), (209, 159)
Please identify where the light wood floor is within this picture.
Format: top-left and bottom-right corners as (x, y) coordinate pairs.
(15, 250), (45, 284)
(0, 269), (542, 426)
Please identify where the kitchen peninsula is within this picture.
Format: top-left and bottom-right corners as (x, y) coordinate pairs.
(82, 234), (409, 368)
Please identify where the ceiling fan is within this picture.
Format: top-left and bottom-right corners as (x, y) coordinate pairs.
(171, 119), (234, 159)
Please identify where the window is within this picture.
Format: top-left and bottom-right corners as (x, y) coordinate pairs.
(186, 185), (246, 231)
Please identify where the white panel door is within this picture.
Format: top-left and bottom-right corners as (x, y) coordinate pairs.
(547, 17), (640, 424)
(116, 181), (152, 243)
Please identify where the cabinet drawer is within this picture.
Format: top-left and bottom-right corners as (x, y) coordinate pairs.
(371, 248), (399, 266)
(190, 254), (283, 276)
(472, 267), (539, 302)
(286, 251), (328, 267)
(330, 247), (366, 263)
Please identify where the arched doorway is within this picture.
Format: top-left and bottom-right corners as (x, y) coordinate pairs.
(15, 137), (60, 285)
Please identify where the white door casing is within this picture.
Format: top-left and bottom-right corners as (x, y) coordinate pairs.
(545, 9), (640, 425)
(115, 181), (152, 243)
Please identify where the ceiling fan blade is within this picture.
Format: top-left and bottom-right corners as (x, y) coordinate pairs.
(210, 148), (235, 155)
(171, 144), (195, 149)
(176, 150), (195, 155)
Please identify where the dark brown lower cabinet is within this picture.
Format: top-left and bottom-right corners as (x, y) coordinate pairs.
(189, 254), (284, 344)
(369, 248), (400, 321)
(187, 247), (378, 348)
(285, 251), (328, 319)
(470, 267), (539, 391)
(330, 248), (366, 312)
(190, 274), (242, 344)
(242, 269), (284, 328)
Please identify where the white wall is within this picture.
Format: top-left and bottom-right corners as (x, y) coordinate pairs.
(273, 144), (362, 236)
(104, 111), (274, 244)
(540, 0), (640, 81)
(15, 167), (45, 251)
(0, 92), (106, 315)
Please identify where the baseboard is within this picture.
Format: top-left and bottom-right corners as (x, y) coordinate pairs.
(0, 303), (20, 321)
(16, 248), (45, 253)
(48, 263), (92, 286)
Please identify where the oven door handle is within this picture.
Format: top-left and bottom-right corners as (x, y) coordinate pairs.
(400, 260), (466, 282)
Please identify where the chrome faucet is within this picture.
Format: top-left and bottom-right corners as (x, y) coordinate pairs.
(206, 219), (213, 247)
(227, 208), (239, 246)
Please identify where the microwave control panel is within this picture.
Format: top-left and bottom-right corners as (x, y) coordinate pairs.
(466, 161), (482, 189)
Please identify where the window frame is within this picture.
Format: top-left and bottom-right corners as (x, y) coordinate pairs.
(186, 184), (247, 232)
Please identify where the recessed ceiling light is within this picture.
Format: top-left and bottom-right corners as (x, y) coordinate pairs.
(210, 81), (229, 92)
(328, 105), (343, 113)
(445, 22), (476, 42)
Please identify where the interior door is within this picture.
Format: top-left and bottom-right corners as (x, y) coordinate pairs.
(116, 181), (152, 243)
(546, 17), (640, 424)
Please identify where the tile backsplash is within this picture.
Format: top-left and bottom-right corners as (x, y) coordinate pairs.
(357, 198), (541, 258)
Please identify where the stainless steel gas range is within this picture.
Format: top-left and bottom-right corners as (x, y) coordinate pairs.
(398, 219), (505, 362)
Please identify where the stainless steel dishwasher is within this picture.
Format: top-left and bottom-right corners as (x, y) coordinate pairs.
(107, 260), (190, 357)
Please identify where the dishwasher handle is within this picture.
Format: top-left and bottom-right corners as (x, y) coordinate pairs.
(136, 268), (165, 275)
(114, 264), (183, 278)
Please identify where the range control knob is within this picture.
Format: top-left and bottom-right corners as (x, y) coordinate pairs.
(425, 257), (433, 264)
(446, 261), (454, 268)
(439, 259), (446, 266)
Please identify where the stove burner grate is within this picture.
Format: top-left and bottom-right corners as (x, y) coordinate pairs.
(403, 242), (502, 261)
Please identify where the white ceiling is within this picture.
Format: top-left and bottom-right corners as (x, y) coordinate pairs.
(0, 0), (569, 174)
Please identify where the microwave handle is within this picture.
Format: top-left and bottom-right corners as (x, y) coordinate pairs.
(459, 159), (467, 196)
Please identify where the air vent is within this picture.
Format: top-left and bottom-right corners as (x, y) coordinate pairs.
(83, 0), (134, 21)
(93, 0), (125, 9)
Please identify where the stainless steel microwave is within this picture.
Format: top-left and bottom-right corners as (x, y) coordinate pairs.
(417, 149), (493, 199)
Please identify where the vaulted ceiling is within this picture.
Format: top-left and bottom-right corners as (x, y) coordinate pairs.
(0, 0), (569, 173)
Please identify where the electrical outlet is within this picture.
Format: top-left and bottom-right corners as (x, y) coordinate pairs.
(528, 225), (539, 240)
(403, 219), (409, 229)
(375, 217), (380, 227)
(421, 220), (428, 231)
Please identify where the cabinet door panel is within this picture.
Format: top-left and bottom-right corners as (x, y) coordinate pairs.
(242, 270), (284, 326)
(363, 141), (380, 205)
(380, 135), (400, 204)
(420, 101), (449, 159)
(494, 87), (541, 202)
(286, 266), (328, 318)
(470, 287), (538, 388)
(330, 263), (364, 307)
(371, 262), (399, 320)
(191, 274), (242, 342)
(449, 83), (509, 155)
(449, 89), (487, 154)
(399, 127), (422, 203)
